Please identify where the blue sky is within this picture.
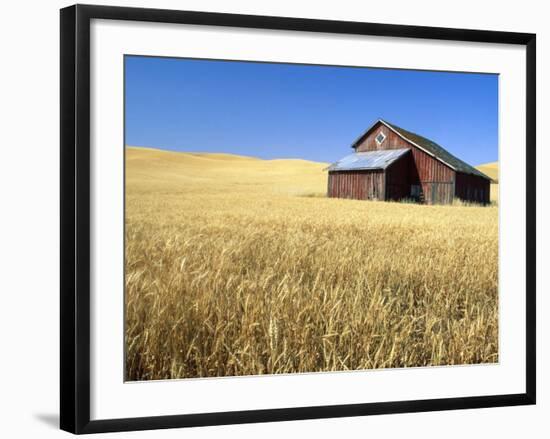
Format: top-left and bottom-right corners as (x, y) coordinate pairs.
(125, 56), (498, 165)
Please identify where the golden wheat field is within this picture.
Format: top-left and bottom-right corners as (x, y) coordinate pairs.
(125, 146), (499, 381)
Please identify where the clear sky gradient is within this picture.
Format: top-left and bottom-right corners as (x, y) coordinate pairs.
(125, 56), (498, 165)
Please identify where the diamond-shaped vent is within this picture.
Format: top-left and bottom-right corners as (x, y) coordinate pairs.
(375, 132), (386, 144)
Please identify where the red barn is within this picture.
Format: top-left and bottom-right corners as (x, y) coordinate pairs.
(327, 119), (492, 205)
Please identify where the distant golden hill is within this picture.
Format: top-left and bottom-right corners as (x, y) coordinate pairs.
(126, 146), (329, 197)
(476, 162), (498, 183)
(476, 162), (498, 203)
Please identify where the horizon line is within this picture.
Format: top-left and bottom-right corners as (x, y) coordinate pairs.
(125, 145), (331, 164)
(125, 145), (497, 167)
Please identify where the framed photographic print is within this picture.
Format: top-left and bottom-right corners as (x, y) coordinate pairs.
(60, 4), (536, 434)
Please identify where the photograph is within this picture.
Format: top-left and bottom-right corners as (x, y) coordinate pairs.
(124, 55), (499, 381)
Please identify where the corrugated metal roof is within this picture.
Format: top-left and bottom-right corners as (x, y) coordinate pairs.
(328, 148), (410, 172)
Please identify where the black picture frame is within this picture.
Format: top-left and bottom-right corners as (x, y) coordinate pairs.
(60, 4), (536, 434)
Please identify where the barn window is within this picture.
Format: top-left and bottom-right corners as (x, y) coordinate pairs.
(375, 132), (386, 145)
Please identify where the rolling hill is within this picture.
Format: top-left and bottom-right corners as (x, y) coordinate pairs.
(126, 146), (328, 197)
(476, 162), (498, 183)
(476, 162), (499, 203)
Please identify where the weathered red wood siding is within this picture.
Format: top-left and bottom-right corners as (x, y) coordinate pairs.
(327, 170), (384, 200)
(355, 125), (404, 151)
(421, 181), (455, 204)
(455, 172), (490, 204)
(355, 123), (456, 204)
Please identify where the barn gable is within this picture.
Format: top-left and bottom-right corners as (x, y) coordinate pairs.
(352, 119), (491, 181)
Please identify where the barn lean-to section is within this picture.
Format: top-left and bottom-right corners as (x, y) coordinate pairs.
(327, 170), (385, 201)
(327, 119), (492, 205)
(327, 149), (409, 201)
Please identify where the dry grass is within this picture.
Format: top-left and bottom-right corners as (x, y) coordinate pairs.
(125, 147), (499, 381)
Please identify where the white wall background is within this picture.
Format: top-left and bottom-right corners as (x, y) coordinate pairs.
(0, 0), (546, 437)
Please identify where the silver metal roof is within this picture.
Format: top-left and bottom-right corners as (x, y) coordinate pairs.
(328, 148), (410, 172)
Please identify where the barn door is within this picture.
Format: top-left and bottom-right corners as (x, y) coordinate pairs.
(410, 185), (420, 201)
